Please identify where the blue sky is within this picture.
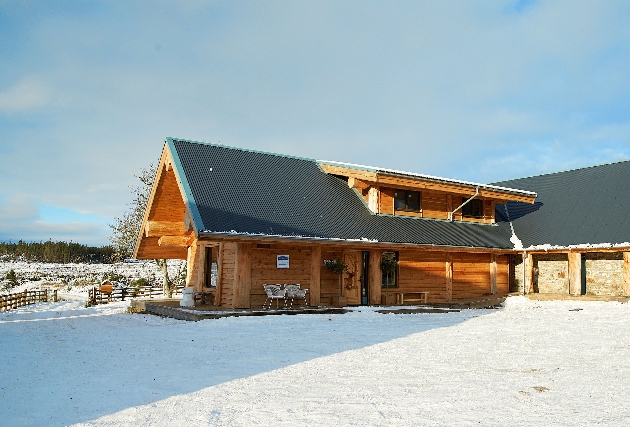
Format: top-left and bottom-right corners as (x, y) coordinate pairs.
(1, 0), (630, 246)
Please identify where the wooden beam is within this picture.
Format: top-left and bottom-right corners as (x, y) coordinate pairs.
(310, 246), (321, 307)
(445, 253), (453, 301)
(490, 254), (498, 294)
(145, 221), (186, 237)
(624, 252), (630, 297)
(348, 177), (370, 190)
(568, 252), (582, 296)
(158, 235), (195, 247)
(196, 233), (518, 253)
(524, 253), (534, 294)
(319, 163), (536, 204)
(369, 250), (382, 305)
(185, 241), (202, 291)
(197, 245), (206, 290)
(232, 243), (252, 308)
(215, 243), (224, 306)
(319, 163), (378, 181)
(368, 187), (379, 213)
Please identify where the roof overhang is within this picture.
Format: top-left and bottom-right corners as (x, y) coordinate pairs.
(318, 161), (537, 204)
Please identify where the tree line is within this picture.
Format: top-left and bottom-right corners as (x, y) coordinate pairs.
(0, 240), (117, 263)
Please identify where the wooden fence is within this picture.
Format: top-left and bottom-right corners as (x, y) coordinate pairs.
(0, 289), (57, 312)
(87, 284), (184, 306)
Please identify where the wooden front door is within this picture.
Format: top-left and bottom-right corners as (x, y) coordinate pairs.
(342, 251), (362, 305)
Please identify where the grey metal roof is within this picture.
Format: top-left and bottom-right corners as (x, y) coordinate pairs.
(168, 138), (515, 249)
(493, 160), (630, 248)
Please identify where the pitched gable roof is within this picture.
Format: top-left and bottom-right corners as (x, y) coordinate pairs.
(166, 138), (516, 249)
(493, 160), (630, 249)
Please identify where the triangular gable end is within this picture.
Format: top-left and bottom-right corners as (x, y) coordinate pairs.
(133, 140), (201, 260)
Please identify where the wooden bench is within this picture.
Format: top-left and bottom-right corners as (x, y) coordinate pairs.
(395, 291), (428, 305)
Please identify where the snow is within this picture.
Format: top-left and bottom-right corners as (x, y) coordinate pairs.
(2, 295), (630, 426)
(523, 242), (630, 251)
(0, 260), (185, 297)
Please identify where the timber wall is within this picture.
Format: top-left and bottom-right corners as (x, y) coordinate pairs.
(218, 242), (236, 307)
(249, 244), (312, 308)
(214, 242), (509, 307)
(395, 251), (447, 303)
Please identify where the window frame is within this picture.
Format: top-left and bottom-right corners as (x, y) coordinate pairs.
(381, 251), (399, 289)
(394, 189), (422, 212)
(461, 198), (484, 219)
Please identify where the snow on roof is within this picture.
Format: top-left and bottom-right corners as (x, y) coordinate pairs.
(318, 160), (537, 198)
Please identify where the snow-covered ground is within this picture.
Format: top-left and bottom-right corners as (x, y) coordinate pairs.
(0, 260), (186, 298)
(2, 296), (630, 426)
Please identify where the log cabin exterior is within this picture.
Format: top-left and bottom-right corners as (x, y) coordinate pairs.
(133, 138), (630, 307)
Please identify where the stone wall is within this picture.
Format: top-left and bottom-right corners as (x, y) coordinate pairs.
(534, 254), (568, 294)
(509, 251), (628, 296)
(512, 255), (524, 293)
(584, 252), (624, 296)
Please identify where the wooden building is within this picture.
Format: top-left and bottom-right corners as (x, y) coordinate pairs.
(134, 138), (630, 307)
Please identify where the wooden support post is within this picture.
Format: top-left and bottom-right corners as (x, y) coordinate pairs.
(490, 254), (498, 295)
(524, 253), (534, 294)
(369, 250), (382, 305)
(624, 252), (630, 297)
(445, 253), (453, 301)
(215, 243), (224, 306)
(310, 246), (321, 307)
(368, 187), (379, 213)
(232, 243), (252, 308)
(568, 252), (582, 296)
(197, 245), (206, 291)
(186, 241), (202, 291)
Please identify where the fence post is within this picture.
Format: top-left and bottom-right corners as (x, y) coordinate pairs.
(53, 290), (57, 303)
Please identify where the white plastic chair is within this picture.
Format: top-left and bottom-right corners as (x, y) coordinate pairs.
(263, 284), (286, 309)
(284, 284), (309, 308)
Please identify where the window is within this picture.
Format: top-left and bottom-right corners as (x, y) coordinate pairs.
(381, 251), (398, 288)
(205, 247), (218, 288)
(461, 198), (483, 218)
(394, 189), (421, 212)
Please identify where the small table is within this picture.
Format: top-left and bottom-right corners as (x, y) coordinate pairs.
(395, 292), (428, 305)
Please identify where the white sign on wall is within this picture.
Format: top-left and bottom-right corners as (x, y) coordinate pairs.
(276, 255), (290, 269)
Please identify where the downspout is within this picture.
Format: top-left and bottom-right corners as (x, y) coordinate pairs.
(449, 186), (480, 221)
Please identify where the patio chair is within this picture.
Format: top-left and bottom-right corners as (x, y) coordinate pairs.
(284, 284), (309, 308)
(263, 284), (286, 310)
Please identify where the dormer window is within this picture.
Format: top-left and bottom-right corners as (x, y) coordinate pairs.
(461, 198), (483, 218)
(394, 189), (421, 212)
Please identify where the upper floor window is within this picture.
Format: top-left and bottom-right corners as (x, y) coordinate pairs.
(461, 198), (483, 218)
(394, 189), (421, 212)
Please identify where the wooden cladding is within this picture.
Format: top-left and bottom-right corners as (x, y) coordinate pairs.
(207, 240), (511, 308)
(319, 163), (536, 204)
(378, 186), (495, 223)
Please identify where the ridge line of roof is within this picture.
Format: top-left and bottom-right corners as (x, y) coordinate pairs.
(167, 137), (317, 163)
(318, 160), (536, 197)
(493, 158), (630, 184)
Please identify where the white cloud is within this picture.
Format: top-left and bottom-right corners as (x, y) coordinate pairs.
(0, 78), (51, 113)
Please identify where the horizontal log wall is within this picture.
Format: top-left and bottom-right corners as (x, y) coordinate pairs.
(219, 242), (236, 307)
(452, 253), (492, 299)
(250, 244), (312, 308)
(321, 250), (345, 302)
(376, 187), (494, 223)
(396, 251), (448, 303)
(497, 255), (510, 294)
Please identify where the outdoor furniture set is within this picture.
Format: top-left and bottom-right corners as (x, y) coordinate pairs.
(263, 284), (309, 309)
